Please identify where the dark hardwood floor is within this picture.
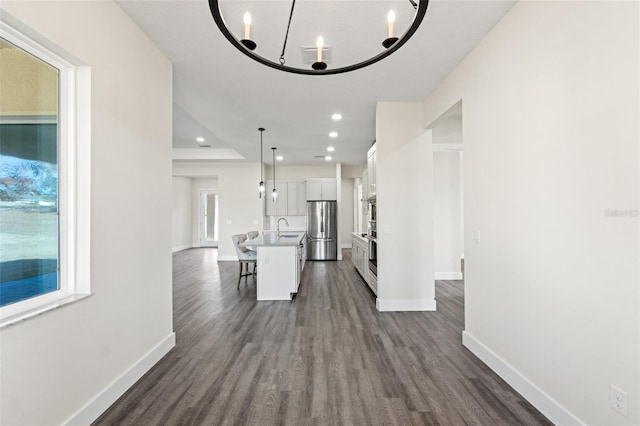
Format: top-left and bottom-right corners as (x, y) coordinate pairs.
(94, 249), (551, 425)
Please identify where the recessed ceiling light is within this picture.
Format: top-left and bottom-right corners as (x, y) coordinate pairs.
(325, 156), (332, 161)
(331, 113), (342, 121)
(276, 155), (283, 161)
(327, 146), (335, 152)
(329, 132), (338, 138)
(196, 136), (205, 143)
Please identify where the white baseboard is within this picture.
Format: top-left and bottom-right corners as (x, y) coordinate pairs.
(64, 333), (176, 425)
(217, 255), (237, 261)
(462, 331), (583, 425)
(435, 272), (463, 280)
(376, 298), (437, 312)
(341, 243), (352, 249)
(172, 244), (192, 253)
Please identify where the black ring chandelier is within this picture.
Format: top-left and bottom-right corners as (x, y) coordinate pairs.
(208, 0), (429, 75)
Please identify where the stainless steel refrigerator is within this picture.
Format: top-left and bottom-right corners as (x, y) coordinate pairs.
(306, 200), (337, 260)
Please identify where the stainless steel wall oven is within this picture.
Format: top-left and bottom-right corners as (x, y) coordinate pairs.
(367, 198), (377, 277)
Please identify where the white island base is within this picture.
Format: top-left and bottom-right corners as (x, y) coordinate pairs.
(257, 245), (300, 301)
(240, 231), (306, 301)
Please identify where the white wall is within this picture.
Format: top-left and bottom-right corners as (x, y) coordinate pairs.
(173, 162), (262, 260)
(376, 102), (435, 311)
(342, 164), (365, 179)
(432, 115), (462, 145)
(264, 164), (335, 179)
(433, 152), (463, 279)
(172, 176), (193, 251)
(0, 2), (174, 425)
(422, 1), (639, 424)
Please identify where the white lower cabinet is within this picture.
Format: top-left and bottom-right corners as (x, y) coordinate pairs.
(300, 238), (306, 272)
(367, 271), (377, 295)
(257, 245), (298, 300)
(295, 242), (304, 293)
(255, 235), (306, 301)
(351, 234), (376, 296)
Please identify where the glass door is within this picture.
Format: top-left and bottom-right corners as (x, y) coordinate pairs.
(200, 191), (218, 247)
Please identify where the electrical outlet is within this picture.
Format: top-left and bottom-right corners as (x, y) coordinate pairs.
(473, 230), (481, 244)
(253, 220), (259, 225)
(610, 385), (628, 417)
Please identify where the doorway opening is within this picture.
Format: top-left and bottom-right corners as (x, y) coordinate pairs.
(199, 190), (219, 247)
(430, 100), (464, 304)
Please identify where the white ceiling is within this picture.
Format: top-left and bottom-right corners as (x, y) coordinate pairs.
(117, 0), (517, 166)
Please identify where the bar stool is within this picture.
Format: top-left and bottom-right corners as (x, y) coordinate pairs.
(231, 234), (257, 289)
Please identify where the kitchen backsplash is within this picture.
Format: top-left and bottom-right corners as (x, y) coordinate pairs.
(264, 215), (307, 231)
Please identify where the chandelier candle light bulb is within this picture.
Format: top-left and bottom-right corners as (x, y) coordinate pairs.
(316, 36), (324, 62)
(244, 12), (251, 39)
(312, 36), (327, 70)
(388, 10), (395, 38)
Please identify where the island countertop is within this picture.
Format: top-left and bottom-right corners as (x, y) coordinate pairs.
(239, 231), (306, 247)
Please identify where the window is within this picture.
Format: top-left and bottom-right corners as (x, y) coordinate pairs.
(0, 38), (60, 307)
(0, 21), (91, 326)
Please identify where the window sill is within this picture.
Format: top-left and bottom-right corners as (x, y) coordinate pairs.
(0, 292), (92, 329)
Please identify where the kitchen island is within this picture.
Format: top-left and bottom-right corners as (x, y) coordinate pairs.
(240, 231), (306, 301)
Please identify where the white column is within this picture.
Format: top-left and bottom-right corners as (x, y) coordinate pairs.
(375, 102), (435, 311)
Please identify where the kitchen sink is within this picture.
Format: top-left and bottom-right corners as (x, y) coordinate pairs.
(279, 234), (299, 238)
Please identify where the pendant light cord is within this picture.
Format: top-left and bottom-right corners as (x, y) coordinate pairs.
(260, 128), (264, 181)
(258, 127), (265, 198)
(272, 147), (277, 200)
(279, 0), (296, 65)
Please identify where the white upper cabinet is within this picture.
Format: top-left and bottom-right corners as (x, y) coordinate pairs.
(276, 182), (288, 214)
(367, 144), (377, 199)
(265, 180), (307, 216)
(306, 179), (337, 201)
(321, 180), (337, 200)
(264, 181), (279, 216)
(287, 180), (307, 216)
(306, 180), (322, 200)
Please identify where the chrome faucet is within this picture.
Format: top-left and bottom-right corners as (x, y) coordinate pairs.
(277, 217), (289, 237)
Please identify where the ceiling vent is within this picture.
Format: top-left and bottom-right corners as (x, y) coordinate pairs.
(301, 46), (332, 65)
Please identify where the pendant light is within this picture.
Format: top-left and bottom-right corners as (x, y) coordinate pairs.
(271, 147), (277, 201)
(258, 127), (265, 197)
